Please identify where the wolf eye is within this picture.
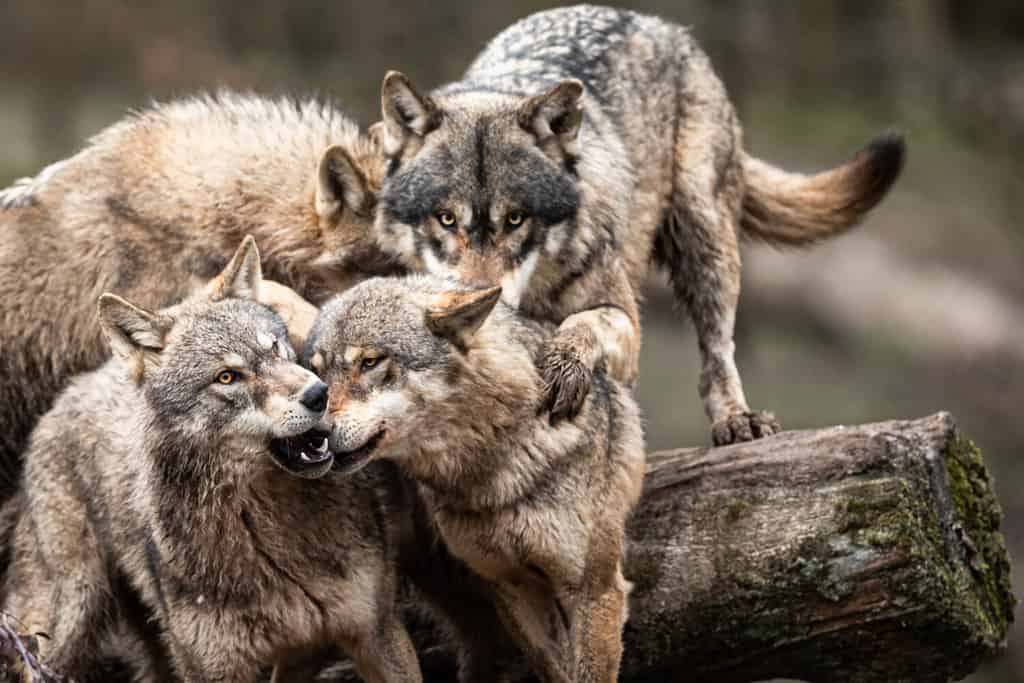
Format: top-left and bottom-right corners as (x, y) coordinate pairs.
(216, 370), (239, 385)
(437, 211), (456, 228)
(507, 211), (526, 228)
(360, 356), (383, 372)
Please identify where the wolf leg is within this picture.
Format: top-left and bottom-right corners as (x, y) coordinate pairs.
(345, 615), (422, 683)
(570, 570), (629, 683)
(490, 582), (572, 683)
(270, 653), (327, 683)
(539, 259), (640, 422)
(400, 492), (525, 682)
(5, 542), (113, 677)
(660, 97), (780, 445)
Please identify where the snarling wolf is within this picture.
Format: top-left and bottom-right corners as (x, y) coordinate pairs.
(0, 92), (399, 501)
(307, 275), (646, 682)
(374, 4), (905, 444)
(3, 238), (421, 683)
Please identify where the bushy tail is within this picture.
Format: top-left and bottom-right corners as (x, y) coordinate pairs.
(739, 132), (905, 245)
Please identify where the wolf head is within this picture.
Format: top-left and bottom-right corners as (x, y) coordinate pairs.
(374, 72), (585, 306)
(98, 236), (334, 479)
(306, 275), (542, 475)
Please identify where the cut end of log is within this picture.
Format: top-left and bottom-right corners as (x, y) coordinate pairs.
(940, 423), (1016, 648)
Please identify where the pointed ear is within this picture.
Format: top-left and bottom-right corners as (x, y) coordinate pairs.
(381, 71), (440, 156)
(98, 294), (168, 363)
(316, 145), (370, 221)
(426, 286), (502, 349)
(518, 80), (584, 158)
(208, 235), (262, 302)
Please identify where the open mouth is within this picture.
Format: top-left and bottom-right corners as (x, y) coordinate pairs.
(332, 429), (386, 474)
(269, 429), (333, 477)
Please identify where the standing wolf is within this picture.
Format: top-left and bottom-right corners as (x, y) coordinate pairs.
(375, 5), (905, 444)
(3, 238), (421, 683)
(0, 92), (398, 499)
(308, 275), (646, 682)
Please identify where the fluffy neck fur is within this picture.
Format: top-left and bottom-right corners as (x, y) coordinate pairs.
(402, 333), (584, 512)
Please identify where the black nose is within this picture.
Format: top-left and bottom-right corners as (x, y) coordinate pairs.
(299, 381), (328, 413)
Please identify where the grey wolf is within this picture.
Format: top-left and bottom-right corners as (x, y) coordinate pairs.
(307, 274), (646, 682)
(0, 92), (400, 501)
(2, 238), (421, 683)
(373, 4), (905, 444)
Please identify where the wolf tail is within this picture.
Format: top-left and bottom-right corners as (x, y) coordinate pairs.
(739, 132), (905, 246)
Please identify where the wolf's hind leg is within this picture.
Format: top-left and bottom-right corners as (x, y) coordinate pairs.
(658, 91), (779, 445)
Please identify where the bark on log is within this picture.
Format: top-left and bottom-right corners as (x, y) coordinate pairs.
(622, 412), (1014, 682)
(323, 412), (1014, 683)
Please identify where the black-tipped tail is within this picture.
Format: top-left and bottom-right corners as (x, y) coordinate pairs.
(740, 132), (906, 245)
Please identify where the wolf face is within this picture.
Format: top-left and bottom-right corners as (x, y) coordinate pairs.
(307, 276), (503, 474)
(99, 237), (333, 479)
(376, 73), (584, 307)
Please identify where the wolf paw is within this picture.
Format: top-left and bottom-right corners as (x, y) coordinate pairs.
(711, 410), (780, 446)
(538, 346), (593, 424)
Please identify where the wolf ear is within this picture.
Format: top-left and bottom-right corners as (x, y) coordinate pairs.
(426, 286), (502, 349)
(518, 80), (584, 158)
(208, 235), (262, 302)
(381, 71), (440, 156)
(98, 294), (169, 368)
(316, 145), (370, 221)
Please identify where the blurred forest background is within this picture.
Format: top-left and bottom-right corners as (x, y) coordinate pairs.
(2, 1), (1023, 680)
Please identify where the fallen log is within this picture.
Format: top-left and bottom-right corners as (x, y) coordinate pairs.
(322, 412), (1015, 682)
(622, 411), (1014, 682)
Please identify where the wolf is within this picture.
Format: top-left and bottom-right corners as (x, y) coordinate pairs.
(307, 275), (646, 682)
(3, 238), (421, 683)
(373, 4), (905, 445)
(0, 91), (400, 501)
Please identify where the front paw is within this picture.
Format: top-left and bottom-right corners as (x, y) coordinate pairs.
(711, 410), (780, 446)
(538, 346), (593, 424)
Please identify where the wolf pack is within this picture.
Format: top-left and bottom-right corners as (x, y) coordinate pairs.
(0, 6), (903, 682)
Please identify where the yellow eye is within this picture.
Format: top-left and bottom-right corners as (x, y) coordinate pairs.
(507, 211), (525, 227)
(217, 370), (238, 385)
(437, 211), (456, 227)
(361, 356), (382, 372)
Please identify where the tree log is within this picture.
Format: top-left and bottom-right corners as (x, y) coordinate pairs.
(321, 412), (1014, 682)
(622, 411), (1014, 682)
